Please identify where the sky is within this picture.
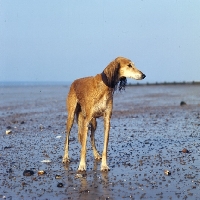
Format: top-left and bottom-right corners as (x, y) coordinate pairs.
(1, 0), (200, 83)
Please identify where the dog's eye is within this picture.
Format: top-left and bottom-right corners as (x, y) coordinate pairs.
(128, 64), (132, 68)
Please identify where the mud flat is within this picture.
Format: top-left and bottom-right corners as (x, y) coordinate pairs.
(0, 84), (200, 199)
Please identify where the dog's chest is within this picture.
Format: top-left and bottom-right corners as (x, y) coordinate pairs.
(92, 93), (112, 117)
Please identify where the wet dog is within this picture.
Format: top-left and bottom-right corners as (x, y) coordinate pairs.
(62, 57), (146, 171)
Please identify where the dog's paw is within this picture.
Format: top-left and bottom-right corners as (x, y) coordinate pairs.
(78, 163), (86, 171)
(62, 157), (70, 163)
(94, 153), (102, 160)
(101, 164), (110, 172)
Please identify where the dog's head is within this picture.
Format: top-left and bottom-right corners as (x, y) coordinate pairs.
(116, 57), (146, 80)
(103, 57), (146, 91)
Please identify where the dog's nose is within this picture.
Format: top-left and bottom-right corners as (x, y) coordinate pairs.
(142, 74), (146, 79)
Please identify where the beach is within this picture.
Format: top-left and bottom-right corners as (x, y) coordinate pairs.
(1, 84), (200, 199)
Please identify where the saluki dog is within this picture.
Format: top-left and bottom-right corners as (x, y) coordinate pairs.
(63, 57), (146, 171)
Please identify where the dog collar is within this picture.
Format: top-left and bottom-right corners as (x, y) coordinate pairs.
(101, 71), (115, 88)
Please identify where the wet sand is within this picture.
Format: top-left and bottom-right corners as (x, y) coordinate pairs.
(1, 84), (200, 199)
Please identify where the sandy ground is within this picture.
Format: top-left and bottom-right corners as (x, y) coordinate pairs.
(0, 84), (200, 199)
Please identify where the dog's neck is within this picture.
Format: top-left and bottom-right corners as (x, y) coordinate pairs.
(101, 71), (116, 88)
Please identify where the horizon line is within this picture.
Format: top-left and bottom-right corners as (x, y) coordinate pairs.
(1, 80), (200, 86)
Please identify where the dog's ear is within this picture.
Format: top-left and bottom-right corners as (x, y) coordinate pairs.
(104, 60), (120, 88)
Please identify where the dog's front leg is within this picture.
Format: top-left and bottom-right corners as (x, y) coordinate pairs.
(101, 114), (111, 171)
(78, 123), (88, 171)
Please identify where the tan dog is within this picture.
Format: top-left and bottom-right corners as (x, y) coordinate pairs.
(63, 57), (146, 171)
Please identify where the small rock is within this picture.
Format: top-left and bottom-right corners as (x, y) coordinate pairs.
(39, 124), (44, 130)
(57, 182), (63, 187)
(6, 168), (13, 173)
(21, 182), (27, 186)
(23, 170), (34, 176)
(4, 146), (12, 149)
(180, 101), (187, 106)
(182, 148), (189, 153)
(69, 137), (76, 142)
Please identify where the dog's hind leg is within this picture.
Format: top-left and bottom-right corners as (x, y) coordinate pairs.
(78, 119), (88, 171)
(77, 110), (84, 144)
(62, 89), (77, 164)
(90, 118), (102, 160)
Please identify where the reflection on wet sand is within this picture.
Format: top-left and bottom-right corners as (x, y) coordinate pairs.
(63, 159), (112, 199)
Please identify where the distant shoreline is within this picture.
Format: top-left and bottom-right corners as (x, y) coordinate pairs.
(128, 81), (200, 86)
(0, 81), (71, 86)
(0, 81), (200, 87)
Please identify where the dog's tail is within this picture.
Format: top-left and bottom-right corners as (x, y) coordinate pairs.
(66, 84), (78, 134)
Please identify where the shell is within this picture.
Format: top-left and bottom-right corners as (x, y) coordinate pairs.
(6, 130), (12, 134)
(38, 170), (46, 175)
(164, 170), (171, 176)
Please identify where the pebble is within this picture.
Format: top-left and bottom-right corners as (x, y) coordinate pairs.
(23, 170), (34, 176)
(57, 183), (64, 187)
(180, 101), (187, 106)
(182, 148), (189, 153)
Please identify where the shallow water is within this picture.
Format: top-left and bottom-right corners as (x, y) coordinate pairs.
(0, 84), (200, 199)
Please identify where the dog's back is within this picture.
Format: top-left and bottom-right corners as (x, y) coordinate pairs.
(67, 74), (113, 131)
